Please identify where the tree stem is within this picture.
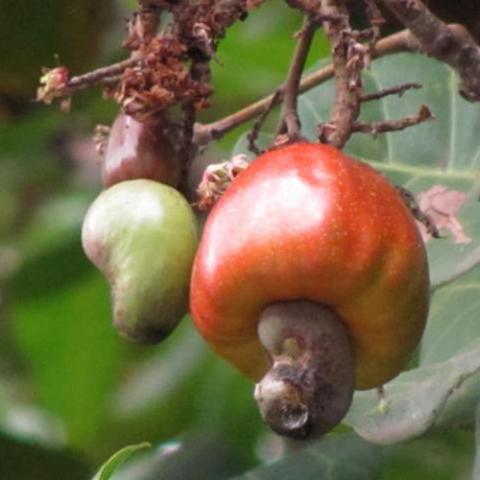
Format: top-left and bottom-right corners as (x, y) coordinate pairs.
(193, 29), (413, 146)
(277, 16), (318, 141)
(383, 0), (480, 101)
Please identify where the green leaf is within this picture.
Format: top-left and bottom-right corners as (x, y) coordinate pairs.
(419, 266), (480, 427)
(11, 270), (127, 453)
(111, 323), (206, 416)
(108, 323), (261, 462)
(421, 265), (480, 364)
(472, 404), (480, 480)
(231, 433), (382, 480)
(0, 398), (65, 447)
(0, 0), (113, 99)
(380, 429), (474, 480)
(108, 434), (249, 480)
(92, 442), (151, 480)
(0, 431), (89, 480)
(232, 132), (273, 161)
(345, 267), (480, 443)
(345, 340), (480, 444)
(14, 189), (94, 261)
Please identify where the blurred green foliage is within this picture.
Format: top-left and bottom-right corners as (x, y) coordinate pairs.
(1, 1), (480, 479)
(0, 0), (113, 104)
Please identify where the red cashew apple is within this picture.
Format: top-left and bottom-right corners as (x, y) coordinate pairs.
(102, 113), (180, 188)
(190, 142), (429, 438)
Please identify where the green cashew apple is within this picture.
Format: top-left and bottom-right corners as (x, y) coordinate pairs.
(82, 179), (198, 343)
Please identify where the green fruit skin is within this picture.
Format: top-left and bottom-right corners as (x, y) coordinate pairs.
(82, 179), (198, 343)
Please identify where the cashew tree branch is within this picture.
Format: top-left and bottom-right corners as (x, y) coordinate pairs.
(318, 0), (363, 149)
(382, 0), (480, 101)
(277, 16), (319, 142)
(193, 29), (414, 146)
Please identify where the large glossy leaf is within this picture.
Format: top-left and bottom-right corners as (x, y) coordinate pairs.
(419, 265), (480, 428)
(231, 433), (382, 480)
(345, 340), (480, 444)
(232, 53), (480, 445)
(422, 264), (480, 364)
(233, 429), (473, 480)
(111, 434), (248, 480)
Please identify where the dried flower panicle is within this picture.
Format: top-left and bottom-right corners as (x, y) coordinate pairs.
(116, 34), (213, 120)
(123, 7), (160, 51)
(169, 0), (248, 55)
(196, 154), (250, 210)
(36, 1), (250, 122)
(37, 66), (70, 104)
(114, 1), (250, 120)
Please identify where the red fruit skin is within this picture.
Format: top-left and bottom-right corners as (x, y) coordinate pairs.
(190, 143), (429, 390)
(102, 113), (180, 188)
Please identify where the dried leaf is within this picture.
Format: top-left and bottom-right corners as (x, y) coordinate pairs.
(417, 185), (472, 244)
